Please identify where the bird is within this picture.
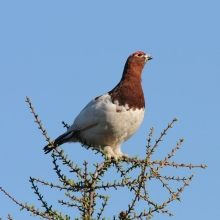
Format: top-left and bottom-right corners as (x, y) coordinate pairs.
(44, 51), (152, 159)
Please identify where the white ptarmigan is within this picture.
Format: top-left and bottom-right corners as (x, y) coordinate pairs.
(44, 51), (152, 158)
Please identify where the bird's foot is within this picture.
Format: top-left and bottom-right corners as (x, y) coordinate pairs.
(114, 152), (129, 160)
(103, 146), (129, 160)
(103, 146), (117, 159)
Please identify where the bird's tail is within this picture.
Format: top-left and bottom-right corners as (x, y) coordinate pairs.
(43, 131), (74, 154)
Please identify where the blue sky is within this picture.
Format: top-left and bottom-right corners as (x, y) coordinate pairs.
(0, 1), (219, 219)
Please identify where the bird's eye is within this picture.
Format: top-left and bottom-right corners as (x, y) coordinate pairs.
(133, 51), (145, 57)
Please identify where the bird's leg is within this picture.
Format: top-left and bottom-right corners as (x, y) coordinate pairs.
(103, 146), (120, 159)
(113, 145), (129, 158)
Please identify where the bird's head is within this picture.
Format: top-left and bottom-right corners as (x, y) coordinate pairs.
(129, 51), (153, 65)
(122, 51), (152, 78)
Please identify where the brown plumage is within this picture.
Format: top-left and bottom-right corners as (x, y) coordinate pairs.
(109, 51), (150, 110)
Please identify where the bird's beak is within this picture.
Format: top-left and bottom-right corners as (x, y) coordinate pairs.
(144, 54), (153, 62)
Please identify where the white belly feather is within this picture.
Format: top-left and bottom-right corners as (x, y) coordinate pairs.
(76, 93), (145, 148)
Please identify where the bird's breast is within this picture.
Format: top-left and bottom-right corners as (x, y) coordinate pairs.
(79, 93), (145, 146)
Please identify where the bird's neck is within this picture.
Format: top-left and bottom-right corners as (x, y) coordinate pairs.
(109, 68), (145, 110)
